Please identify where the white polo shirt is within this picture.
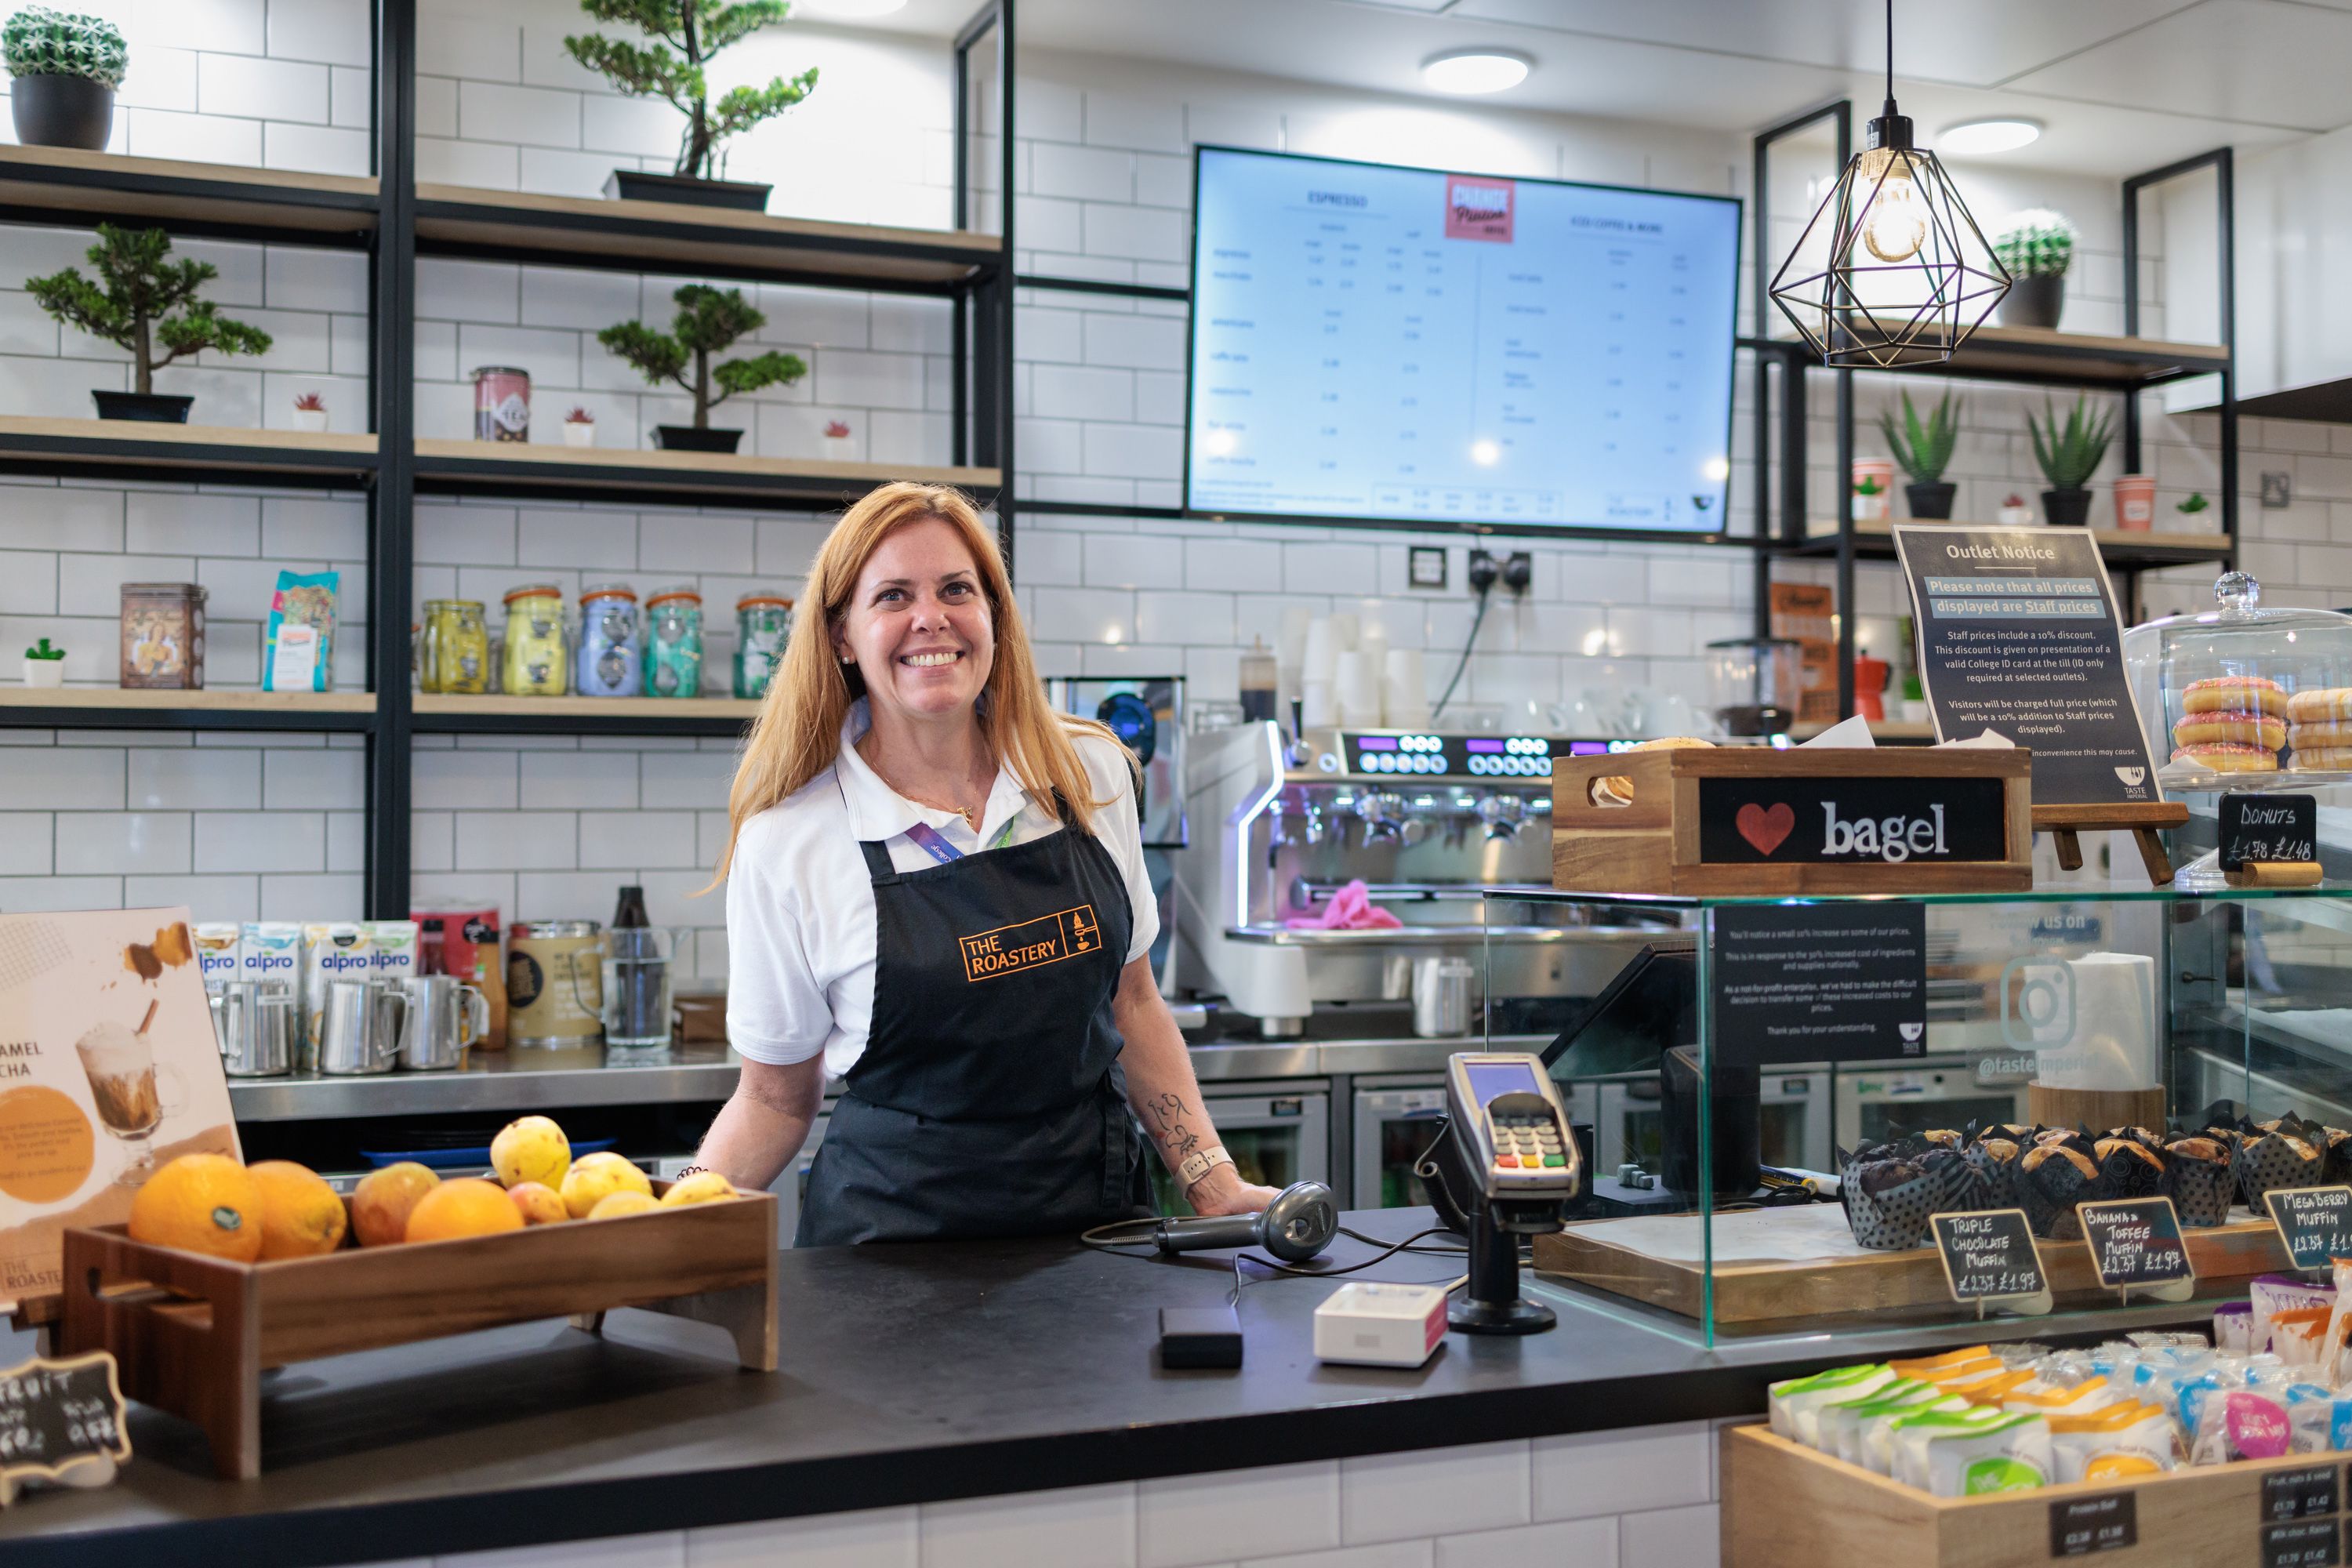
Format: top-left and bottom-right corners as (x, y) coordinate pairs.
(724, 699), (1160, 1080)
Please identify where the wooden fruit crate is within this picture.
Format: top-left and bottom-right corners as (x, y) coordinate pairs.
(56, 1183), (778, 1479)
(1724, 1421), (2348, 1568)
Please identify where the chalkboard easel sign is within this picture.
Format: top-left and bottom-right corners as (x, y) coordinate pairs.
(0, 1351), (129, 1504)
(2223, 793), (2323, 887)
(2078, 1197), (2198, 1305)
(2265, 1185), (2352, 1273)
(1928, 1208), (2053, 1318)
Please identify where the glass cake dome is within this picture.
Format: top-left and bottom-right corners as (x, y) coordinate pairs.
(2122, 572), (2352, 789)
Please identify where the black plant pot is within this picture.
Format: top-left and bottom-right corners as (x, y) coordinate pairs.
(604, 169), (772, 212)
(1905, 481), (1956, 520)
(2042, 487), (2092, 527)
(653, 425), (744, 454)
(12, 74), (112, 151)
(2000, 274), (2066, 331)
(92, 390), (194, 423)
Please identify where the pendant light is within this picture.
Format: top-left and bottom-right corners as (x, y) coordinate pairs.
(1768, 0), (2010, 368)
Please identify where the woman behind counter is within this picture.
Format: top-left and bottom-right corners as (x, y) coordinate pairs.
(694, 481), (1279, 1243)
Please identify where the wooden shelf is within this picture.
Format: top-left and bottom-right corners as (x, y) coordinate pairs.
(412, 437), (997, 510)
(414, 183), (1004, 291)
(1777, 323), (2228, 387)
(0, 686), (376, 731)
(412, 693), (760, 738)
(0, 144), (376, 243)
(1796, 517), (2235, 569)
(0, 416), (379, 487)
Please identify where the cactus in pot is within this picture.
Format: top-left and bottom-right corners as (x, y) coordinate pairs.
(22, 634), (64, 688)
(1992, 209), (2075, 330)
(4, 6), (125, 150)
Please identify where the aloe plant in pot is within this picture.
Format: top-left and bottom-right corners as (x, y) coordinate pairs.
(2027, 394), (2115, 527)
(4, 6), (125, 151)
(1879, 389), (1961, 520)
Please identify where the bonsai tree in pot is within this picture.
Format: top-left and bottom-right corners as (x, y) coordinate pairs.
(564, 0), (818, 209)
(2026, 393), (2114, 528)
(1879, 389), (1961, 520)
(27, 223), (272, 423)
(1992, 209), (2074, 331)
(4, 5), (125, 151)
(597, 282), (804, 452)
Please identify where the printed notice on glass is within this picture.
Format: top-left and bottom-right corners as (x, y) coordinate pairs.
(1709, 902), (1927, 1067)
(1892, 525), (2161, 807)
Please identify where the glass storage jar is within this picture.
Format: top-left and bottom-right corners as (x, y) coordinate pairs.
(644, 586), (702, 699)
(2122, 570), (2352, 788)
(501, 584), (568, 697)
(417, 599), (448, 694)
(576, 583), (642, 698)
(428, 599), (490, 695)
(735, 590), (793, 699)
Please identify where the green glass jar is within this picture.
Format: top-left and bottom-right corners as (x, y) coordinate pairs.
(734, 590), (792, 700)
(644, 586), (703, 699)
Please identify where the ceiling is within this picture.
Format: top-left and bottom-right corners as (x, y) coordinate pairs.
(840, 0), (2347, 176)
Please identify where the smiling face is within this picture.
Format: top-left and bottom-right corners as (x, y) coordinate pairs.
(833, 516), (995, 727)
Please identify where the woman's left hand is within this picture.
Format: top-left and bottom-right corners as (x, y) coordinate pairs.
(1185, 1165), (1282, 1218)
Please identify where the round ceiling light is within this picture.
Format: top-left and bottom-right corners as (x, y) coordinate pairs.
(1421, 49), (1531, 95)
(1938, 118), (2042, 155)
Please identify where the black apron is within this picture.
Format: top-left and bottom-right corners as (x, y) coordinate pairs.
(795, 792), (1152, 1246)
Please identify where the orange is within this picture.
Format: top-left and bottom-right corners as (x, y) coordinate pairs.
(127, 1152), (263, 1262)
(249, 1160), (347, 1258)
(507, 1181), (568, 1225)
(491, 1116), (571, 1189)
(659, 1171), (737, 1206)
(560, 1151), (652, 1218)
(405, 1178), (525, 1243)
(351, 1162), (441, 1247)
(587, 1190), (659, 1221)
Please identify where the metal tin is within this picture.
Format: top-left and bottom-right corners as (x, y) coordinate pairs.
(506, 919), (604, 1047)
(120, 582), (207, 690)
(575, 584), (641, 698)
(644, 586), (702, 699)
(734, 590), (793, 699)
(471, 365), (530, 441)
(501, 584), (568, 697)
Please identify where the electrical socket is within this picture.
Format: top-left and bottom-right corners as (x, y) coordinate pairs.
(2262, 471), (2292, 509)
(1502, 551), (1533, 593)
(1466, 549), (1500, 594)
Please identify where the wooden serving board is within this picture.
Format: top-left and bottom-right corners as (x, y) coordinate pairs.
(1533, 1202), (2286, 1324)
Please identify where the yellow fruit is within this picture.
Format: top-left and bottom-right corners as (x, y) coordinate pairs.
(351, 1162), (441, 1247)
(588, 1190), (660, 1221)
(507, 1181), (568, 1225)
(659, 1171), (738, 1206)
(405, 1178), (526, 1243)
(559, 1151), (651, 1218)
(248, 1160), (347, 1259)
(490, 1115), (571, 1189)
(127, 1152), (263, 1262)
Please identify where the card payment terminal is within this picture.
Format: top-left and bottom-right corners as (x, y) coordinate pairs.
(1425, 1051), (1581, 1334)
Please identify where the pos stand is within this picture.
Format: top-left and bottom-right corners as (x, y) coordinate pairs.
(1450, 1196), (1557, 1335)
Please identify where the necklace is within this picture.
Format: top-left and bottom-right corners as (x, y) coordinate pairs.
(859, 739), (983, 829)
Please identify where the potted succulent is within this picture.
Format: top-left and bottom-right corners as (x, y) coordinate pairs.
(1851, 459), (1892, 521)
(5, 6), (125, 151)
(291, 390), (328, 433)
(597, 282), (804, 452)
(2027, 394), (2115, 528)
(1996, 492), (2034, 527)
(822, 418), (853, 463)
(21, 635), (64, 688)
(563, 405), (597, 448)
(1879, 389), (1961, 520)
(564, 1), (818, 210)
(1993, 209), (2074, 331)
(27, 223), (272, 422)
(2179, 491), (2210, 517)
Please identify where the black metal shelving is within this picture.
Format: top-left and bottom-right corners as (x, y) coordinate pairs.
(0, 0), (1018, 916)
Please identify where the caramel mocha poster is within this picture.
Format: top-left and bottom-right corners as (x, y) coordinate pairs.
(0, 909), (238, 1308)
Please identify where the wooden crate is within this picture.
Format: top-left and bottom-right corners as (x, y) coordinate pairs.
(1552, 746), (2032, 895)
(1534, 1203), (2286, 1324)
(1724, 1422), (2348, 1568)
(56, 1184), (778, 1479)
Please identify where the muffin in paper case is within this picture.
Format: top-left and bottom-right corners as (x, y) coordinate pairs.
(2237, 1116), (2326, 1211)
(1839, 1141), (1946, 1251)
(2161, 1134), (2235, 1228)
(2020, 1134), (2107, 1241)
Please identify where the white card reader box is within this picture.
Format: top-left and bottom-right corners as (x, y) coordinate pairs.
(1312, 1282), (1448, 1368)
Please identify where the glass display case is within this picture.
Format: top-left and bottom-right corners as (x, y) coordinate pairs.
(1486, 886), (2352, 1347)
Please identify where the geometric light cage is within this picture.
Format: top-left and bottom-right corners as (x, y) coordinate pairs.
(1769, 144), (2012, 369)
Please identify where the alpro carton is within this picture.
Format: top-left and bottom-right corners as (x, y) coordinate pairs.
(238, 921), (302, 987)
(193, 923), (241, 993)
(300, 922), (375, 1066)
(365, 920), (419, 984)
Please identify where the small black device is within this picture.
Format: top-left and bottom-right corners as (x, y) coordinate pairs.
(1152, 1180), (1338, 1263)
(1158, 1305), (1244, 1369)
(1420, 1052), (1581, 1334)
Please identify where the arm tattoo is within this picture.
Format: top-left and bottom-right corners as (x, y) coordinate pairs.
(1145, 1091), (1204, 1154)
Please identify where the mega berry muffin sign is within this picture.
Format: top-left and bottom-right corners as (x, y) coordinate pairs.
(0, 909), (238, 1310)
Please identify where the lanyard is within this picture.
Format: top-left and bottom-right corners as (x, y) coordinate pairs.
(904, 815), (1021, 866)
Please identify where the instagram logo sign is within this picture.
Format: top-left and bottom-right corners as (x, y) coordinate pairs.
(1446, 174), (1514, 242)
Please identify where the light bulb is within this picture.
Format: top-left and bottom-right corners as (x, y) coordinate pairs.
(1470, 438), (1501, 466)
(1202, 429), (1236, 457)
(1861, 158), (1927, 264)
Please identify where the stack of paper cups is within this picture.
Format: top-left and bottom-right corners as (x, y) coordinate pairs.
(1301, 617), (1342, 686)
(1384, 648), (1430, 728)
(1334, 652), (1384, 727)
(1327, 612), (1360, 657)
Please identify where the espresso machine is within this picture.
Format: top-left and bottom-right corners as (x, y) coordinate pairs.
(1171, 722), (1679, 1036)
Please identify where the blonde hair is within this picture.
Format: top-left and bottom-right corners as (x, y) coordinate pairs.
(710, 481), (1118, 883)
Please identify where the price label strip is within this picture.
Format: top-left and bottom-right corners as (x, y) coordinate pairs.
(2265, 1465), (2343, 1523)
(2267, 1186), (2352, 1274)
(0, 1351), (129, 1505)
(2261, 1518), (2342, 1568)
(2078, 1197), (2197, 1306)
(2050, 1494), (2136, 1558)
(1928, 1208), (2052, 1318)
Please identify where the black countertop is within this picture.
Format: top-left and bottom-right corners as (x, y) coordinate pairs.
(0, 1209), (2200, 1568)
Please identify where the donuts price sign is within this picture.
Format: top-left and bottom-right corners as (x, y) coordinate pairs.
(2222, 793), (2318, 871)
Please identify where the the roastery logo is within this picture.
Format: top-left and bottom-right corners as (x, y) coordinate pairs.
(958, 906), (1101, 983)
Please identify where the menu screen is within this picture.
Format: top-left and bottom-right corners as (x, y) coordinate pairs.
(1187, 147), (1740, 532)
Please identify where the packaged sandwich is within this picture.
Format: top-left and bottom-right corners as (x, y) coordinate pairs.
(2213, 1301), (2258, 1356)
(1891, 1405), (2009, 1490)
(1769, 1363), (1893, 1443)
(1816, 1377), (1933, 1461)
(1945, 1368), (2035, 1407)
(1860, 1393), (1973, 1475)
(2049, 1401), (2180, 1482)
(2285, 1384), (2352, 1454)
(2189, 1387), (2293, 1465)
(1890, 1345), (1994, 1380)
(1925, 1411), (2051, 1497)
(2004, 1375), (2117, 1419)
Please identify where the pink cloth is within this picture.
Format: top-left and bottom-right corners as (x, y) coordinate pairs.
(1285, 879), (1403, 931)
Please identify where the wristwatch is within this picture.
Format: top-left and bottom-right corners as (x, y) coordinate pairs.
(1178, 1145), (1233, 1191)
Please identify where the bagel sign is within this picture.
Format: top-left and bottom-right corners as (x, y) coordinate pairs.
(1698, 775), (2010, 865)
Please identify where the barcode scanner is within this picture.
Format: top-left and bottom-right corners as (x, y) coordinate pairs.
(1152, 1180), (1338, 1263)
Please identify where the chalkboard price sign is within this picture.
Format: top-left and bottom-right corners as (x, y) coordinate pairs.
(2078, 1198), (2195, 1295)
(2265, 1185), (2352, 1272)
(0, 1351), (129, 1501)
(2050, 1493), (2136, 1557)
(2223, 793), (2319, 872)
(2264, 1465), (2343, 1523)
(2260, 1518), (2341, 1568)
(1929, 1209), (2046, 1302)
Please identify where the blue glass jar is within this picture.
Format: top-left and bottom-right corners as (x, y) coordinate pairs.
(644, 586), (703, 699)
(575, 583), (641, 698)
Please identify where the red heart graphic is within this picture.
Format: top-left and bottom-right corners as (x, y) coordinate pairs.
(1737, 802), (1795, 856)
